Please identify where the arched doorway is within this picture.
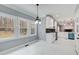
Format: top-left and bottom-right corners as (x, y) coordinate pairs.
(45, 15), (58, 43)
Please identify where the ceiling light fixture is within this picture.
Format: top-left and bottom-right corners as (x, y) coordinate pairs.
(35, 4), (41, 24)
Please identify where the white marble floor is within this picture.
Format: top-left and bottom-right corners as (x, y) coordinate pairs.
(6, 38), (78, 55)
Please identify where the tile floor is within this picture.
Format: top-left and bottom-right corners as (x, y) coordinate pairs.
(6, 33), (79, 55)
(6, 39), (78, 55)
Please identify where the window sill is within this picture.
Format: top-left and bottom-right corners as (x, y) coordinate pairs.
(0, 34), (37, 43)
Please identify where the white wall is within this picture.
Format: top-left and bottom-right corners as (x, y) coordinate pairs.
(38, 17), (46, 41)
(74, 7), (79, 52)
(46, 17), (54, 28)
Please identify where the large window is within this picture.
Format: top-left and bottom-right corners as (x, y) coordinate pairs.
(0, 16), (14, 38)
(0, 12), (36, 41)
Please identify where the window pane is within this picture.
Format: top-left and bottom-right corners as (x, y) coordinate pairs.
(20, 20), (27, 36)
(30, 21), (35, 34)
(0, 16), (14, 38)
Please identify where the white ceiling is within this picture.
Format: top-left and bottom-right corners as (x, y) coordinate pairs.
(3, 4), (77, 22)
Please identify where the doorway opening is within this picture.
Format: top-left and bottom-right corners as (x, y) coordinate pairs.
(45, 15), (75, 42)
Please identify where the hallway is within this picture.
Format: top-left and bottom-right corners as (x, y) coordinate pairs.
(0, 4), (79, 55)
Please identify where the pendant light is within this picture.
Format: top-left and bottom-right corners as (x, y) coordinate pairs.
(35, 4), (41, 24)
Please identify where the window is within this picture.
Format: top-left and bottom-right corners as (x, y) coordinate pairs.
(20, 19), (36, 37)
(0, 12), (36, 41)
(0, 16), (14, 38)
(30, 21), (36, 34)
(20, 19), (27, 36)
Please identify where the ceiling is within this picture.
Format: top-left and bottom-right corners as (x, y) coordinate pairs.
(3, 4), (77, 22)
